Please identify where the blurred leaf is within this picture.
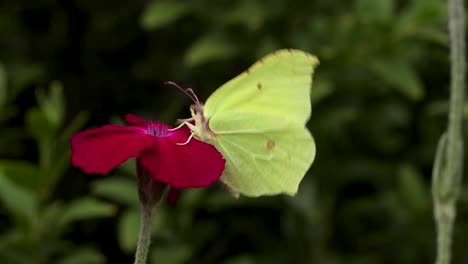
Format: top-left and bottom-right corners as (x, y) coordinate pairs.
(36, 81), (65, 127)
(141, 1), (190, 30)
(151, 244), (191, 264)
(185, 35), (237, 67)
(118, 209), (139, 253)
(0, 160), (41, 192)
(60, 111), (89, 141)
(397, 164), (428, 211)
(0, 63), (6, 107)
(286, 180), (319, 223)
(0, 127), (25, 156)
(311, 75), (334, 104)
(355, 0), (394, 23)
(152, 207), (173, 240)
(368, 58), (424, 100)
(116, 159), (137, 176)
(92, 177), (139, 206)
(9, 63), (43, 100)
(395, 0), (447, 44)
(58, 248), (105, 264)
(60, 197), (116, 226)
(0, 172), (37, 220)
(38, 201), (65, 239)
(25, 108), (55, 142)
(220, 255), (255, 264)
(44, 147), (72, 195)
(225, 1), (269, 30)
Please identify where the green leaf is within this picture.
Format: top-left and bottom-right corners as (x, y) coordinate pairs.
(60, 197), (116, 226)
(141, 1), (190, 30)
(0, 62), (7, 107)
(117, 209), (139, 253)
(36, 81), (65, 127)
(37, 201), (65, 238)
(395, 0), (447, 44)
(25, 107), (55, 142)
(92, 177), (139, 206)
(220, 255), (255, 264)
(151, 244), (191, 264)
(184, 35), (237, 67)
(368, 58), (424, 100)
(0, 172), (37, 220)
(0, 160), (41, 192)
(60, 111), (89, 142)
(58, 248), (105, 264)
(355, 0), (394, 23)
(9, 62), (44, 100)
(310, 75), (334, 104)
(224, 1), (269, 30)
(397, 164), (428, 211)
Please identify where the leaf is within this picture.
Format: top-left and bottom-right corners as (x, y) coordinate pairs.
(395, 0), (447, 44)
(397, 164), (429, 211)
(117, 209), (139, 253)
(184, 35), (237, 67)
(9, 62), (44, 100)
(0, 160), (41, 192)
(36, 81), (65, 127)
(310, 75), (334, 104)
(220, 255), (255, 264)
(58, 248), (105, 264)
(60, 111), (89, 142)
(141, 1), (190, 30)
(60, 197), (116, 226)
(354, 0), (394, 23)
(368, 58), (424, 100)
(224, 1), (269, 30)
(25, 107), (55, 142)
(0, 62), (7, 107)
(92, 177), (139, 206)
(151, 244), (191, 264)
(0, 172), (37, 221)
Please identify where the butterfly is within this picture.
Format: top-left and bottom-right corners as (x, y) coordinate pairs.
(172, 49), (318, 197)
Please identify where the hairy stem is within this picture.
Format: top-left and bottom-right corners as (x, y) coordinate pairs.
(134, 203), (155, 264)
(433, 0), (465, 263)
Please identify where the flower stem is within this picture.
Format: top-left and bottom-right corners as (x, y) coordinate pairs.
(134, 203), (155, 264)
(432, 0), (465, 263)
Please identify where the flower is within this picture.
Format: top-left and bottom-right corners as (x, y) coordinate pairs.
(70, 114), (225, 190)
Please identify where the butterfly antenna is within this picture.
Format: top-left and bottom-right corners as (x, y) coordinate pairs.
(165, 81), (199, 104)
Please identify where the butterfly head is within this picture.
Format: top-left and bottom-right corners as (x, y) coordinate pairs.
(165, 81), (216, 140)
(190, 102), (216, 140)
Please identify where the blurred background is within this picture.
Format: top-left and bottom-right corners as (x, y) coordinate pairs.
(0, 0), (464, 263)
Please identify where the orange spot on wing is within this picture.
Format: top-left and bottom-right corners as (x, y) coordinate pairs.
(266, 139), (275, 150)
(256, 82), (263, 90)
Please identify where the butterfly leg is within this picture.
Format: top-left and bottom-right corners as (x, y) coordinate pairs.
(176, 132), (194, 146)
(168, 118), (193, 131)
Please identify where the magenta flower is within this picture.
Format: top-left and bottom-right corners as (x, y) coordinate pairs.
(70, 114), (225, 190)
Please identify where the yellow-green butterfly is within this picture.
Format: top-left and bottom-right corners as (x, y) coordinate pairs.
(174, 49), (318, 197)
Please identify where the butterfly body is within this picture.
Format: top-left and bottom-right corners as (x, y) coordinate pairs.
(189, 49), (319, 197)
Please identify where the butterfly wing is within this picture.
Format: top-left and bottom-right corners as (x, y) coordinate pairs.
(213, 127), (315, 196)
(197, 49), (318, 196)
(205, 49), (319, 131)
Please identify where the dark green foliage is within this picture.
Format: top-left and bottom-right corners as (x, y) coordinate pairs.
(0, 0), (463, 263)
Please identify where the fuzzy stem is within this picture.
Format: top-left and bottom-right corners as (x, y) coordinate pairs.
(433, 0), (465, 263)
(134, 203), (155, 264)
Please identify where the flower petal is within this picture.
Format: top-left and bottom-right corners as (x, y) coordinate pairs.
(124, 114), (148, 127)
(139, 127), (225, 188)
(70, 125), (154, 174)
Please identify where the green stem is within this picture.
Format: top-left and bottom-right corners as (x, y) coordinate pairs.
(435, 202), (455, 264)
(433, 0), (465, 263)
(134, 203), (155, 264)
